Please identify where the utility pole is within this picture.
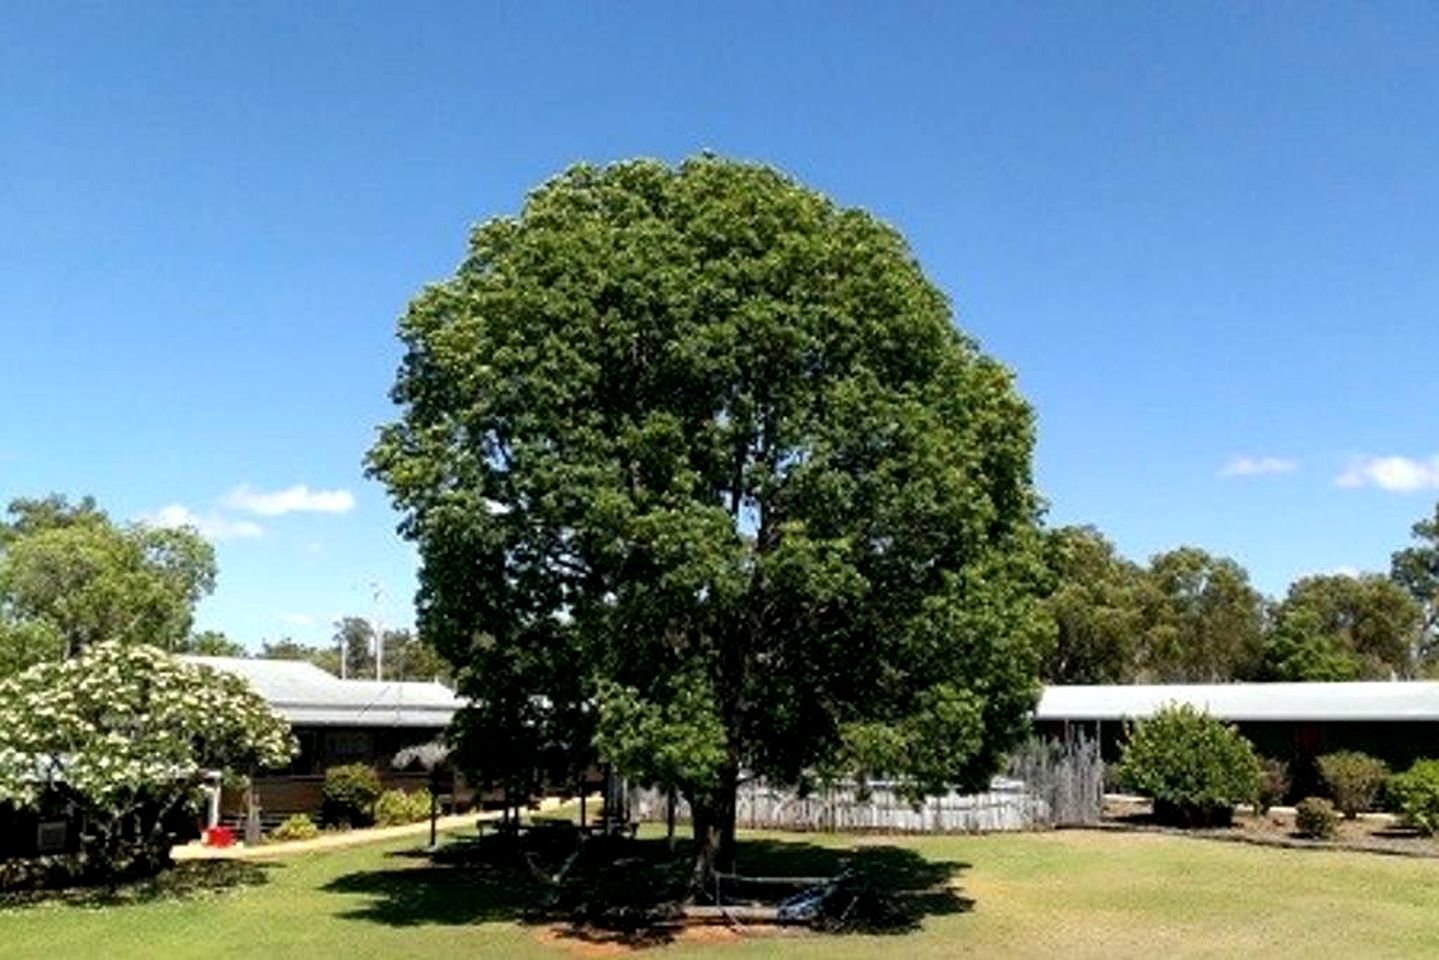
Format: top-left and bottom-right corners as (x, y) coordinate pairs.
(371, 580), (386, 682)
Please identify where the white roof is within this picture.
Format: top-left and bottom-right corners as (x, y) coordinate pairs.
(1037, 682), (1439, 723)
(183, 656), (463, 728)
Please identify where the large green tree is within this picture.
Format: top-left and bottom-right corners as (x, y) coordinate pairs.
(1138, 547), (1266, 682)
(0, 495), (216, 672)
(1260, 574), (1422, 680)
(368, 157), (1050, 874)
(1038, 525), (1146, 684)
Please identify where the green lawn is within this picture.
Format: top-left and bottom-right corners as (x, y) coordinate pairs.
(4, 826), (1439, 959)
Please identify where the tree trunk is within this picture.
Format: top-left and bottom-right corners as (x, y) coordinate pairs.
(690, 763), (739, 889)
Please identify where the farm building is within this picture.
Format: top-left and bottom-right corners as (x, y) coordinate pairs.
(1036, 681), (1439, 789)
(183, 656), (470, 824)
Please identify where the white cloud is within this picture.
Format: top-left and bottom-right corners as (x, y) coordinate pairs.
(225, 484), (356, 516)
(1336, 455), (1439, 492)
(282, 612), (316, 627)
(1219, 455), (1299, 479)
(146, 504), (263, 541)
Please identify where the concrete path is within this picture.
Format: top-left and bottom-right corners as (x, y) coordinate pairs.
(173, 796), (575, 860)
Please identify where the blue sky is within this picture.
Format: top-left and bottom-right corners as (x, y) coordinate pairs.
(4, 3), (1438, 649)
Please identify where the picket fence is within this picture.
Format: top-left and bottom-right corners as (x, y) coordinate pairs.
(631, 736), (1102, 834)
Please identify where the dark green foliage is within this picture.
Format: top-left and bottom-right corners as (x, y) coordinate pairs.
(1256, 757), (1290, 815)
(368, 156), (1049, 872)
(178, 630), (245, 657)
(1139, 548), (1266, 682)
(1116, 704), (1261, 826)
(1387, 759), (1439, 835)
(322, 764), (382, 827)
(1316, 751), (1388, 819)
(1039, 526), (1145, 684)
(1261, 575), (1422, 680)
(0, 495), (216, 672)
(1294, 796), (1338, 840)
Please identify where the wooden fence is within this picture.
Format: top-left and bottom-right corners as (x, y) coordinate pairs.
(631, 736), (1103, 834)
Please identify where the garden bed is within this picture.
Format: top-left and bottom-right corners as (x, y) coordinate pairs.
(1100, 795), (1439, 858)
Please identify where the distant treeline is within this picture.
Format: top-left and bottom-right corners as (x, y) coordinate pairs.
(1040, 501), (1439, 683)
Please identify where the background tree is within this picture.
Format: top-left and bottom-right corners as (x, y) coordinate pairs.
(260, 637), (341, 676)
(333, 615), (377, 678)
(369, 156), (1050, 875)
(328, 617), (449, 681)
(1038, 526), (1146, 684)
(0, 495), (216, 672)
(1138, 547), (1265, 682)
(381, 626), (450, 682)
(1260, 574), (1421, 680)
(179, 629), (246, 657)
(1392, 501), (1439, 665)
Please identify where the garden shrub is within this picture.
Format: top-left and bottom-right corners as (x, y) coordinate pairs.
(374, 789), (431, 826)
(269, 813), (319, 843)
(1115, 703), (1261, 827)
(1316, 751), (1388, 819)
(1256, 757), (1290, 815)
(1294, 796), (1338, 840)
(1387, 759), (1439, 835)
(322, 764), (382, 827)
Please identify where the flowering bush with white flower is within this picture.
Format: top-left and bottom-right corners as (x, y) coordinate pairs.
(0, 642), (294, 882)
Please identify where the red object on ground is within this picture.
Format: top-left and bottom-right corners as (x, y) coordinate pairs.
(204, 826), (235, 847)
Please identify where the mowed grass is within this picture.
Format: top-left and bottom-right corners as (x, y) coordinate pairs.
(4, 826), (1439, 959)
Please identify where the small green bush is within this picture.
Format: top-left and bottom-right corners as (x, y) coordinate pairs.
(322, 764), (382, 827)
(269, 813), (319, 843)
(1294, 796), (1338, 840)
(1116, 703), (1261, 827)
(374, 789), (432, 826)
(1256, 757), (1290, 815)
(1387, 759), (1439, 835)
(1316, 751), (1388, 819)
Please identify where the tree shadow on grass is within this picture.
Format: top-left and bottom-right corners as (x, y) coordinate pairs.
(322, 833), (972, 942)
(0, 859), (280, 910)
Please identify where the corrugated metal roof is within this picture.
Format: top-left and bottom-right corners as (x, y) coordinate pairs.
(1036, 682), (1439, 722)
(182, 656), (462, 729)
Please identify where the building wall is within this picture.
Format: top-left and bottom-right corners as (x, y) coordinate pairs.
(1043, 717), (1439, 800)
(224, 723), (477, 822)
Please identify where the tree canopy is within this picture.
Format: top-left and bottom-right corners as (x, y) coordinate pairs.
(368, 156), (1050, 872)
(1137, 547), (1266, 682)
(1260, 574), (1421, 680)
(1039, 526), (1146, 684)
(0, 495), (216, 674)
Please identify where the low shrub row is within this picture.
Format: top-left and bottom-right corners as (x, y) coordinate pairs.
(1114, 705), (1439, 834)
